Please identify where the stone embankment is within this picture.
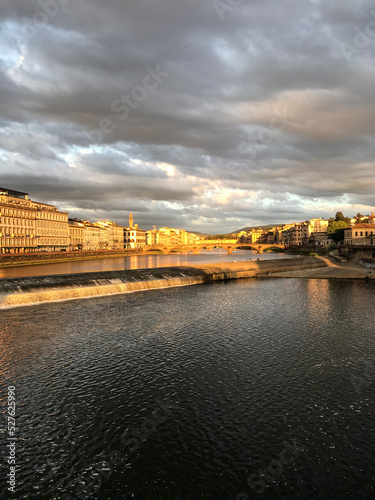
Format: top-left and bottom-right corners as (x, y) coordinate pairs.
(338, 245), (375, 269)
(0, 257), (325, 308)
(0, 249), (137, 267)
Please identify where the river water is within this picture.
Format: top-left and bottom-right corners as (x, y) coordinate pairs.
(0, 250), (292, 279)
(1, 277), (375, 499)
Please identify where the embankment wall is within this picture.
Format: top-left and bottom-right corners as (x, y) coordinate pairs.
(338, 246), (375, 268)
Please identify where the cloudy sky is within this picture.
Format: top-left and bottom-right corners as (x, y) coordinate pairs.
(1, 0), (375, 232)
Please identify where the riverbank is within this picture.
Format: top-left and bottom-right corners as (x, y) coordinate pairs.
(259, 256), (375, 279)
(0, 249), (145, 268)
(0, 257), (325, 307)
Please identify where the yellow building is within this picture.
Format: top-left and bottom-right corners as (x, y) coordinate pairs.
(286, 218), (329, 246)
(94, 220), (124, 249)
(0, 187), (37, 253)
(145, 227), (200, 247)
(68, 219), (85, 250)
(247, 228), (264, 244)
(344, 224), (375, 245)
(275, 223), (295, 244)
(306, 218), (329, 234)
(157, 231), (170, 247)
(0, 187), (69, 253)
(35, 202), (69, 252)
(145, 229), (159, 246)
(124, 224), (146, 249)
(82, 221), (106, 250)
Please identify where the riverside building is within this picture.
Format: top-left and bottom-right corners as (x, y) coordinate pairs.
(123, 213), (146, 249)
(286, 218), (329, 246)
(124, 224), (146, 249)
(82, 221), (107, 250)
(0, 187), (36, 253)
(34, 202), (69, 252)
(94, 220), (124, 249)
(68, 219), (85, 250)
(344, 224), (375, 246)
(0, 187), (69, 253)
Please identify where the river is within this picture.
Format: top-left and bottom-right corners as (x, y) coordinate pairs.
(0, 249), (292, 279)
(1, 277), (374, 499)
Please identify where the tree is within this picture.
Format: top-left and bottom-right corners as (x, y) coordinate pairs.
(335, 211), (346, 222)
(355, 213), (364, 224)
(334, 211), (351, 225)
(327, 220), (347, 243)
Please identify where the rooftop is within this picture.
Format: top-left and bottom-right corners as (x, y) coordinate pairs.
(0, 187), (28, 199)
(346, 223), (375, 229)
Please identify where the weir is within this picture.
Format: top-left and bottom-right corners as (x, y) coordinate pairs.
(0, 258), (326, 308)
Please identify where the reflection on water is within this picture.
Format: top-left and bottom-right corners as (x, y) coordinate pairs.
(1, 278), (375, 499)
(306, 279), (331, 323)
(0, 249), (292, 279)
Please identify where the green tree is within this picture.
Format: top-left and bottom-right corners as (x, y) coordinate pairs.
(327, 220), (347, 243)
(355, 213), (364, 224)
(335, 211), (345, 222)
(334, 211), (351, 225)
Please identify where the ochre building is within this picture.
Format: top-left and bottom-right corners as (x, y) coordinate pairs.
(0, 187), (69, 253)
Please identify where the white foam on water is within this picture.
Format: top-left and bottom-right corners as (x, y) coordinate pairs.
(0, 277), (207, 309)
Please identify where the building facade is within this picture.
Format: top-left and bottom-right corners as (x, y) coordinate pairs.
(68, 219), (85, 250)
(285, 218), (329, 246)
(0, 188), (37, 253)
(238, 228), (264, 245)
(94, 220), (124, 249)
(309, 232), (330, 246)
(35, 203), (69, 252)
(0, 187), (69, 253)
(344, 224), (375, 245)
(124, 225), (146, 249)
(145, 229), (159, 246)
(82, 221), (106, 250)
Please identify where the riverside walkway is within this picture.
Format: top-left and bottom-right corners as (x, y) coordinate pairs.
(261, 256), (375, 279)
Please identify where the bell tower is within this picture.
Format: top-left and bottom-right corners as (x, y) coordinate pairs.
(129, 213), (134, 228)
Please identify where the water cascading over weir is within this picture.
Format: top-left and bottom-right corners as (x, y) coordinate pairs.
(0, 258), (327, 308)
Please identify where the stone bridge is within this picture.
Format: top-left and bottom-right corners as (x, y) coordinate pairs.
(143, 241), (286, 255)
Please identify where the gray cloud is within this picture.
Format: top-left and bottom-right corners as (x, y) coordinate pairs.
(0, 0), (374, 232)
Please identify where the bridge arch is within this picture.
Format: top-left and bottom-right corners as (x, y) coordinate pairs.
(143, 242), (285, 255)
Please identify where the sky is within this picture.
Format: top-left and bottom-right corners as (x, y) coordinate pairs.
(1, 0), (375, 233)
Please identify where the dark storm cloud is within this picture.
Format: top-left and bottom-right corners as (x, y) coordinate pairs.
(1, 0), (375, 231)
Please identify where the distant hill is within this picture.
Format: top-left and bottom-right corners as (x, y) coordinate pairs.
(196, 224), (286, 240)
(186, 224), (283, 239)
(235, 223), (283, 233)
